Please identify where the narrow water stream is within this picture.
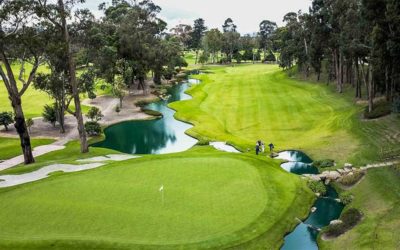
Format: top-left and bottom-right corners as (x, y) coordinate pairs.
(277, 151), (344, 250)
(92, 79), (199, 154)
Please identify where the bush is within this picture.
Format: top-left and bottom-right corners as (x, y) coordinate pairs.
(135, 100), (153, 107)
(307, 180), (327, 195)
(338, 170), (365, 186)
(142, 108), (162, 117)
(312, 159), (335, 168)
(364, 100), (392, 119)
(196, 140), (209, 146)
(84, 121), (101, 136)
(324, 208), (362, 238)
(0, 111), (14, 131)
(339, 193), (353, 205)
(115, 105), (121, 114)
(42, 104), (57, 127)
(86, 106), (103, 121)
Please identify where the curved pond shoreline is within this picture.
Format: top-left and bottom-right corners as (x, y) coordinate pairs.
(277, 151), (344, 250)
(92, 78), (199, 154)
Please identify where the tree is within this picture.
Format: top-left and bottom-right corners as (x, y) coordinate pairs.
(42, 104), (57, 127)
(222, 18), (237, 33)
(95, 0), (167, 93)
(241, 34), (258, 62)
(112, 78), (126, 108)
(191, 18), (207, 64)
(0, 112), (14, 131)
(35, 0), (90, 153)
(202, 29), (223, 64)
(34, 68), (96, 133)
(86, 107), (103, 122)
(259, 20), (277, 57)
(170, 24), (192, 49)
(0, 0), (51, 164)
(222, 18), (241, 63)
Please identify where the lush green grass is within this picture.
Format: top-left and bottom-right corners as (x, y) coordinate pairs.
(0, 137), (54, 161)
(170, 64), (400, 166)
(320, 167), (400, 249)
(0, 147), (314, 249)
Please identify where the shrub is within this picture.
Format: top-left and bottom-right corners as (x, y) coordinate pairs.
(87, 106), (103, 121)
(135, 100), (152, 107)
(364, 100), (392, 119)
(42, 104), (57, 127)
(85, 121), (101, 136)
(324, 208), (362, 238)
(339, 193), (353, 205)
(307, 180), (327, 195)
(196, 140), (209, 146)
(312, 159), (335, 168)
(115, 105), (121, 114)
(142, 108), (162, 117)
(338, 170), (365, 186)
(0, 112), (14, 131)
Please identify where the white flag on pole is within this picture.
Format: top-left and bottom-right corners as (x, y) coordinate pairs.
(159, 185), (164, 192)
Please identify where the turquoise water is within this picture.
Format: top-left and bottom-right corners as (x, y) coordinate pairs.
(279, 151), (345, 250)
(92, 80), (198, 154)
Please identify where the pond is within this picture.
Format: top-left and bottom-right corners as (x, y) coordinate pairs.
(278, 151), (345, 250)
(92, 79), (199, 154)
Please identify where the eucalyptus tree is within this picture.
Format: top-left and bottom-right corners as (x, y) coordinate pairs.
(222, 18), (241, 63)
(170, 24), (192, 50)
(0, 0), (49, 164)
(95, 0), (167, 93)
(35, 0), (90, 153)
(259, 20), (277, 58)
(190, 18), (207, 64)
(202, 28), (223, 64)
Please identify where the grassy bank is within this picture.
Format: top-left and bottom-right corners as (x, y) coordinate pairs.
(319, 166), (400, 249)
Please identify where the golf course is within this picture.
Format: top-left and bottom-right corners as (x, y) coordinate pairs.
(1, 62), (399, 249)
(1, 0), (400, 249)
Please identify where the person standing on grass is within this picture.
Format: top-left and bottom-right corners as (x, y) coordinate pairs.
(255, 143), (260, 155)
(261, 141), (265, 153)
(269, 143), (275, 152)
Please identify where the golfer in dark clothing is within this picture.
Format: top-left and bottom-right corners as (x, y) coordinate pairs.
(269, 143), (275, 152)
(255, 144), (260, 155)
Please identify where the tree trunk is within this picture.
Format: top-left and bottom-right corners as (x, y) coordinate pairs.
(385, 65), (390, 102)
(0, 52), (35, 164)
(195, 50), (199, 65)
(355, 60), (361, 98)
(59, 0), (88, 153)
(13, 98), (35, 164)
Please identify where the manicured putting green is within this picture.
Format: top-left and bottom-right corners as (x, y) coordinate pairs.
(0, 155), (264, 248)
(0, 151), (313, 249)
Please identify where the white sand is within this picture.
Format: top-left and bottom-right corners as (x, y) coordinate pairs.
(209, 142), (240, 153)
(0, 163), (104, 188)
(0, 145), (65, 171)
